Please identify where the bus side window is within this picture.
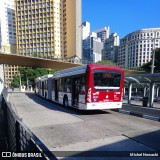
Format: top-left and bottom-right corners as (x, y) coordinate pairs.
(80, 75), (86, 95)
(52, 79), (55, 91)
(64, 77), (71, 93)
(59, 78), (64, 92)
(45, 80), (48, 90)
(40, 82), (42, 89)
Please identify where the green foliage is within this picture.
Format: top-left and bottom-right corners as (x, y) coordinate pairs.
(11, 75), (20, 88)
(11, 67), (57, 88)
(32, 52), (42, 58)
(96, 60), (117, 66)
(32, 52), (38, 57)
(141, 48), (160, 73)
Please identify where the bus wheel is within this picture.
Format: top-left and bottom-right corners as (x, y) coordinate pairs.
(63, 96), (68, 107)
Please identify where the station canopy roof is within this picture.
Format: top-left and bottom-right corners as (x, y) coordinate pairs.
(125, 73), (160, 85)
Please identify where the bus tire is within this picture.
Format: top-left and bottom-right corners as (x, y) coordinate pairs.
(63, 96), (68, 107)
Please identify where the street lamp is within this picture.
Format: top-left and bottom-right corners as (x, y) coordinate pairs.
(150, 37), (159, 74)
(79, 24), (84, 64)
(151, 48), (155, 74)
(110, 46), (113, 62)
(18, 71), (22, 87)
(25, 71), (29, 90)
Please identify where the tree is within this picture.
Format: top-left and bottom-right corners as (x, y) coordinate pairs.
(32, 52), (38, 58)
(96, 60), (117, 66)
(141, 48), (160, 73)
(11, 67), (57, 88)
(11, 75), (20, 88)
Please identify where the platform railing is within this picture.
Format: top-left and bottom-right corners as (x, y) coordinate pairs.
(1, 88), (57, 160)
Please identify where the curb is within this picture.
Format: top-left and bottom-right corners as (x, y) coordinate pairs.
(143, 114), (160, 121)
(119, 109), (130, 115)
(113, 109), (160, 122)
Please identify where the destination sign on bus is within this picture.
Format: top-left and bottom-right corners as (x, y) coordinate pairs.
(103, 73), (113, 78)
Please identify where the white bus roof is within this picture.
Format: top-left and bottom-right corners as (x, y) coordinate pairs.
(35, 77), (41, 82)
(36, 74), (53, 82)
(41, 74), (53, 80)
(52, 65), (87, 79)
(51, 64), (123, 79)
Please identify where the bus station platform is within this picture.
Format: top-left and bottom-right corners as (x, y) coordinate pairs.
(113, 103), (160, 122)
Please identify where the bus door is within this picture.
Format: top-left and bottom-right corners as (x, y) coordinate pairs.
(55, 79), (58, 101)
(72, 77), (80, 107)
(42, 81), (45, 97)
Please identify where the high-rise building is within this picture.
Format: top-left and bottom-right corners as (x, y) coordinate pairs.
(83, 32), (103, 63)
(102, 32), (119, 62)
(118, 28), (160, 68)
(0, 0), (18, 85)
(82, 23), (109, 63)
(0, 0), (16, 53)
(94, 27), (110, 42)
(82, 21), (90, 40)
(15, 0), (82, 61)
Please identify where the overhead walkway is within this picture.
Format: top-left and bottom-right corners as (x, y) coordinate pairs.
(0, 52), (80, 70)
(0, 52), (145, 74)
(124, 73), (160, 108)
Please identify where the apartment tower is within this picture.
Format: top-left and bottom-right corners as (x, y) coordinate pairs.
(0, 0), (18, 85)
(94, 27), (110, 42)
(82, 21), (90, 40)
(15, 0), (82, 61)
(0, 0), (16, 52)
(83, 32), (103, 63)
(118, 28), (160, 68)
(102, 32), (119, 62)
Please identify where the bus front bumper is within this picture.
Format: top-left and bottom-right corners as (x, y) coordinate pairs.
(79, 102), (122, 110)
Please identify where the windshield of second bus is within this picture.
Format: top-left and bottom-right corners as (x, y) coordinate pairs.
(93, 70), (121, 90)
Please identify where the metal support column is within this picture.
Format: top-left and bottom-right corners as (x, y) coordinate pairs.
(128, 83), (132, 104)
(156, 87), (159, 99)
(149, 82), (155, 107)
(143, 87), (147, 97)
(135, 88), (137, 97)
(123, 87), (125, 97)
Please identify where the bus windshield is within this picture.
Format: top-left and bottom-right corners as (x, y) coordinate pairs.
(93, 70), (121, 90)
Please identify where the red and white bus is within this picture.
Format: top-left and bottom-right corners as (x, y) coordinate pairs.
(36, 64), (124, 110)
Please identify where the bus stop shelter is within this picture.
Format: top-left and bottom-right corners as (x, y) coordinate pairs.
(124, 73), (160, 107)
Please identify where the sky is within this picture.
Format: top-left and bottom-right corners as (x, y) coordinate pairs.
(82, 0), (160, 38)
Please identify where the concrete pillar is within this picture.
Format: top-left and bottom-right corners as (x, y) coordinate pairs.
(128, 83), (132, 104)
(149, 82), (155, 108)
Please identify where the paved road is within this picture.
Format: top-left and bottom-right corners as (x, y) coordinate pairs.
(9, 92), (160, 159)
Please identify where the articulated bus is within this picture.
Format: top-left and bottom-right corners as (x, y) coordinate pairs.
(35, 74), (52, 99)
(35, 64), (124, 110)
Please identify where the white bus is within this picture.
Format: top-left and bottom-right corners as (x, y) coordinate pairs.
(35, 74), (52, 99)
